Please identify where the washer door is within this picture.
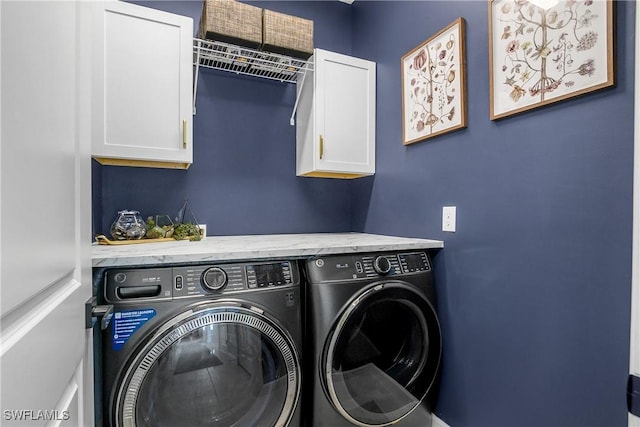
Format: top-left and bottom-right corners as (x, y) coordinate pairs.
(114, 302), (300, 427)
(322, 281), (441, 427)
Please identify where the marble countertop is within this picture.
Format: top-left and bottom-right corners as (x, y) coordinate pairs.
(92, 233), (444, 267)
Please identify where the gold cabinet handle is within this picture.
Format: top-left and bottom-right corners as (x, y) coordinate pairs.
(319, 135), (324, 160)
(183, 119), (187, 149)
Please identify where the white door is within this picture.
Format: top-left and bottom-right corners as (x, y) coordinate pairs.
(0, 1), (93, 426)
(631, 1), (640, 425)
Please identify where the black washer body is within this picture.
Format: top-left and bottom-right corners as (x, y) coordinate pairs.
(94, 260), (303, 427)
(303, 251), (441, 427)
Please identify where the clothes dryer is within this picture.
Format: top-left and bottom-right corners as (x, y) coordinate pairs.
(95, 259), (303, 427)
(304, 251), (441, 427)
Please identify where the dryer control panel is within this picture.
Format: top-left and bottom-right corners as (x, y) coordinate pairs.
(306, 251), (431, 283)
(104, 260), (299, 303)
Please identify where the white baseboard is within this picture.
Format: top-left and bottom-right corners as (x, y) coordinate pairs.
(432, 413), (450, 427)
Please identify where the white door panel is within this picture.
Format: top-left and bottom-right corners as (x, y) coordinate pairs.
(53, 359), (88, 427)
(1, 282), (88, 426)
(0, 0), (77, 316)
(1, 1), (93, 426)
(321, 58), (370, 166)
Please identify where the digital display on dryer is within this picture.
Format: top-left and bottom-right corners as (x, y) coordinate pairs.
(247, 262), (292, 288)
(399, 252), (430, 273)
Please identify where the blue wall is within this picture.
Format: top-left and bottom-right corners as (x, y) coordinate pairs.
(93, 0), (635, 425)
(93, 1), (354, 236)
(350, 1), (634, 426)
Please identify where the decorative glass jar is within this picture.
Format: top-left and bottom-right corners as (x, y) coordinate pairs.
(110, 210), (146, 240)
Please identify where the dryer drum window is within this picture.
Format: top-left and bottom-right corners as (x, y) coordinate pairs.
(115, 305), (301, 427)
(323, 282), (442, 427)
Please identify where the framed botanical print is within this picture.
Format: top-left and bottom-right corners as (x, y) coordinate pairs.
(489, 0), (614, 120)
(401, 18), (467, 145)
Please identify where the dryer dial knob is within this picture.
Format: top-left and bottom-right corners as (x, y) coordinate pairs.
(202, 267), (227, 291)
(373, 256), (392, 275)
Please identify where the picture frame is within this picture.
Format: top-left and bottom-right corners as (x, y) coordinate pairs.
(401, 18), (467, 146)
(489, 0), (614, 120)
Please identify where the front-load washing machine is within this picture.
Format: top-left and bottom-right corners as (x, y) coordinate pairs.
(94, 259), (303, 427)
(304, 251), (441, 427)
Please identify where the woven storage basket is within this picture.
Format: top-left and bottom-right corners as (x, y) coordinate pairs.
(199, 0), (263, 49)
(262, 9), (314, 59)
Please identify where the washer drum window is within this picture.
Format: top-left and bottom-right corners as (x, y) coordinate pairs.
(114, 302), (301, 427)
(322, 282), (441, 427)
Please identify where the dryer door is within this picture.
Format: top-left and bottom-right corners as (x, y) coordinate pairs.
(322, 281), (441, 427)
(113, 302), (300, 427)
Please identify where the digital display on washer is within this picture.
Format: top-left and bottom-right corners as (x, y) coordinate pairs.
(399, 252), (430, 273)
(247, 262), (292, 288)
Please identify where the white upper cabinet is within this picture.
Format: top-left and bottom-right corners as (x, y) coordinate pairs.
(296, 49), (376, 179)
(91, 1), (193, 169)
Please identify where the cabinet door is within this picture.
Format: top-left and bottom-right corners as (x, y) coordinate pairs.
(315, 49), (376, 176)
(91, 1), (193, 169)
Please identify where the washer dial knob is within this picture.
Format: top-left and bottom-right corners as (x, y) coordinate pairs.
(202, 267), (227, 291)
(373, 256), (392, 275)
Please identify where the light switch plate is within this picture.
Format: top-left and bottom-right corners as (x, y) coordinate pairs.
(442, 206), (456, 232)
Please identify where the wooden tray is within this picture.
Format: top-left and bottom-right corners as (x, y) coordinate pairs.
(95, 235), (176, 245)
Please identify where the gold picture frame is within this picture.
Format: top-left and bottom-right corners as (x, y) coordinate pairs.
(401, 18), (467, 145)
(489, 0), (614, 120)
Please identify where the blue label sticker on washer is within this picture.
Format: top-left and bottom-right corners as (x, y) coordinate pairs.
(112, 309), (156, 351)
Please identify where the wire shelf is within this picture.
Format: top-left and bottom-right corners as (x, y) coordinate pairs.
(193, 38), (313, 83)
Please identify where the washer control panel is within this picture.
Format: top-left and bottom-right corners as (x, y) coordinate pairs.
(173, 264), (246, 297)
(104, 260), (299, 303)
(307, 251), (431, 283)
